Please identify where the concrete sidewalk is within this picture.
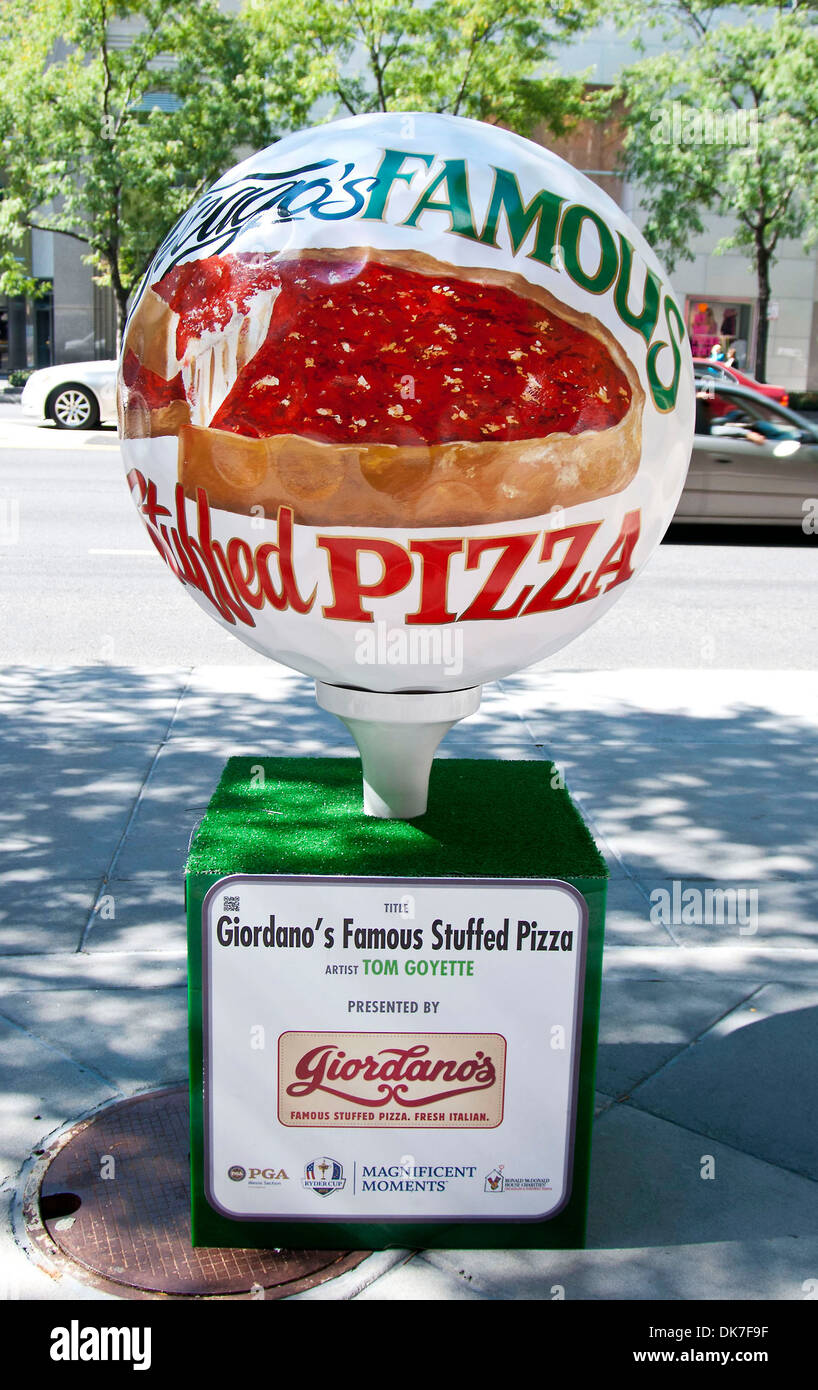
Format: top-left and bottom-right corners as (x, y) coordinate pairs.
(1, 663), (816, 1300)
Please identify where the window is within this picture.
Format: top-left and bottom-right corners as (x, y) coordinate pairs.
(706, 388), (802, 441)
(687, 298), (754, 369)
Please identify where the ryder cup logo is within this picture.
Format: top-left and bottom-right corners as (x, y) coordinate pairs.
(303, 1156), (346, 1197)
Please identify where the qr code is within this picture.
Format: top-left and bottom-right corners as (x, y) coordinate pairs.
(223, 896), (240, 911)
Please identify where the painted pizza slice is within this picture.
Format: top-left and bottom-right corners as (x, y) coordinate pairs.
(119, 247), (644, 526)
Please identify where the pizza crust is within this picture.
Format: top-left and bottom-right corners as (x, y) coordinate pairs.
(121, 245), (645, 524)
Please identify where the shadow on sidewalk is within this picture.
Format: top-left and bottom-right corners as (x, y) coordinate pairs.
(0, 663), (815, 940)
(1, 663), (816, 1270)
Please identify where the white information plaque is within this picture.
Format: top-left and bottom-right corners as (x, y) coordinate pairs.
(203, 874), (587, 1222)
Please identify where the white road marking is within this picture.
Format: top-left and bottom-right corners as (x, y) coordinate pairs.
(0, 441), (121, 452)
(0, 426), (120, 452)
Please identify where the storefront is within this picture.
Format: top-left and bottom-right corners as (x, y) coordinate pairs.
(687, 296), (755, 368)
(0, 221), (118, 375)
(0, 288), (54, 373)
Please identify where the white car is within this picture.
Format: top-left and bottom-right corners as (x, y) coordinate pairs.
(20, 360), (118, 429)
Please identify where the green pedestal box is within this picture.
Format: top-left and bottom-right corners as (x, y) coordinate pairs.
(186, 756), (607, 1251)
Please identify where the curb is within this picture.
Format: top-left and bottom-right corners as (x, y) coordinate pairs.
(285, 1248), (416, 1300)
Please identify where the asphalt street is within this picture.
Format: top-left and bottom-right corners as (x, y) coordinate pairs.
(0, 402), (816, 669)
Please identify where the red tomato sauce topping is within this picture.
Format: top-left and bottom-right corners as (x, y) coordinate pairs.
(149, 253), (632, 446)
(121, 349), (185, 410)
(153, 254), (281, 360)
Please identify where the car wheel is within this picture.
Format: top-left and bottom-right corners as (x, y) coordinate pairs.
(47, 384), (100, 430)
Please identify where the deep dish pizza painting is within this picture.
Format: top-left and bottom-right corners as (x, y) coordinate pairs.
(117, 113), (693, 691)
(120, 247), (644, 527)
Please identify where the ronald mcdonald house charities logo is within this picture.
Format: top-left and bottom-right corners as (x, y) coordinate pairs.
(279, 1031), (507, 1129)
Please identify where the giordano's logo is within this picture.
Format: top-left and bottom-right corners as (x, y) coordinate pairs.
(142, 149), (684, 414)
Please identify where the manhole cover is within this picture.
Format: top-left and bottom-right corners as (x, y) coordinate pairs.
(25, 1087), (370, 1298)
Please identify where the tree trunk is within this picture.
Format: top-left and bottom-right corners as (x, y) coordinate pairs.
(754, 235), (770, 382)
(104, 249), (129, 357)
(114, 285), (129, 357)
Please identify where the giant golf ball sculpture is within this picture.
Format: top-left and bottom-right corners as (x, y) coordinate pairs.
(118, 112), (694, 818)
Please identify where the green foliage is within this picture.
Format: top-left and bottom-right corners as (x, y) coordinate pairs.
(0, 0), (275, 335)
(0, 0), (606, 341)
(603, 2), (818, 377)
(241, 0), (599, 135)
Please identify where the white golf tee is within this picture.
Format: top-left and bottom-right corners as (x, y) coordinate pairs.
(315, 682), (482, 820)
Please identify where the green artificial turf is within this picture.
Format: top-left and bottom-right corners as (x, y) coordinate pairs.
(187, 755), (608, 882)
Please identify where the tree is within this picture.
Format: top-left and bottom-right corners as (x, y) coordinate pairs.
(242, 0), (601, 137)
(0, 0), (275, 346)
(606, 2), (818, 380)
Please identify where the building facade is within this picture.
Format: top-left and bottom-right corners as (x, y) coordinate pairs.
(0, 228), (117, 373)
(549, 17), (818, 393)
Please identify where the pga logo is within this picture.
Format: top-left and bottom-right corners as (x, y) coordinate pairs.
(228, 1164), (289, 1182)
